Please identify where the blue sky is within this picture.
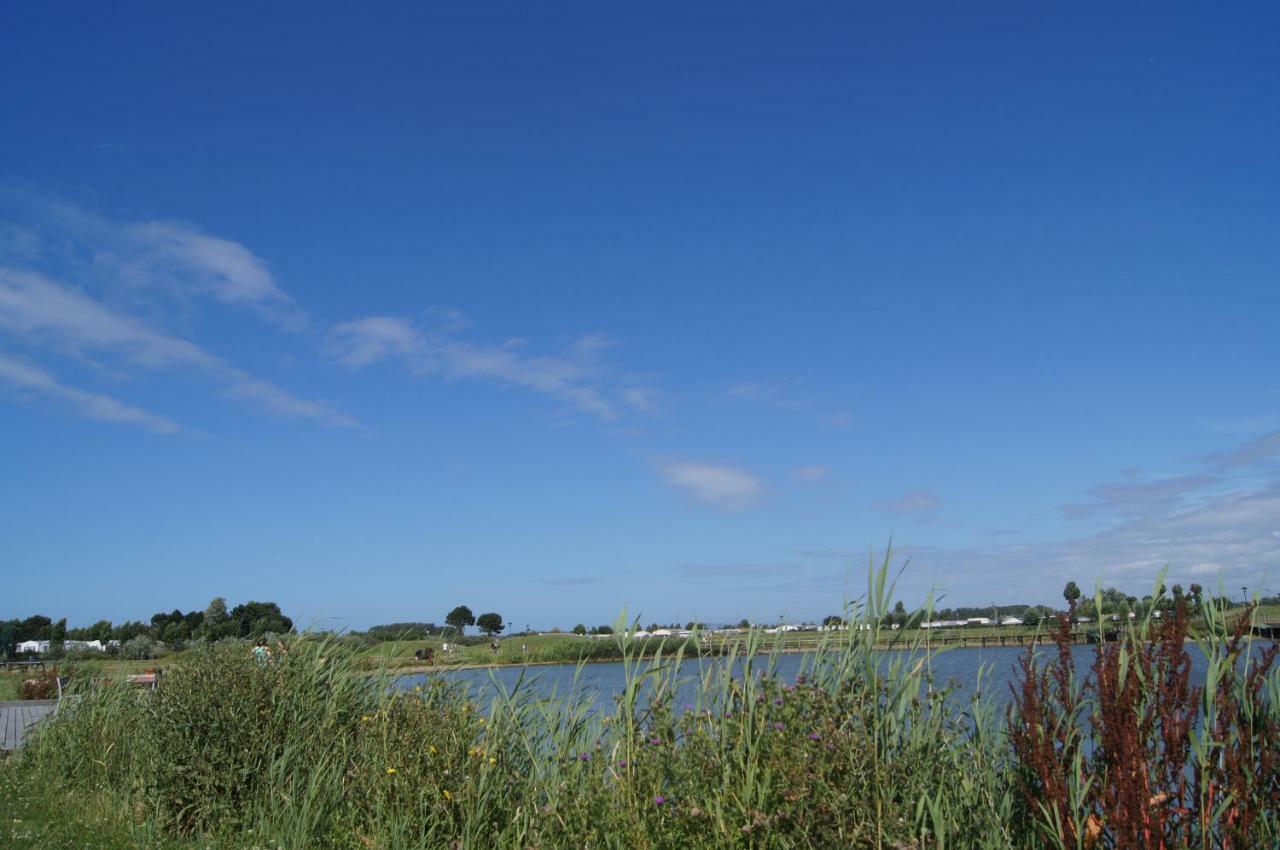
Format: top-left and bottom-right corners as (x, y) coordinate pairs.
(2, 3), (1278, 630)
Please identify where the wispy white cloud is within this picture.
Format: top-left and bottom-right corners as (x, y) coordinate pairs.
(793, 465), (828, 483)
(330, 315), (641, 422)
(11, 193), (305, 329)
(0, 355), (179, 433)
(910, 483), (1280, 598)
(330, 317), (424, 368)
(1204, 430), (1280, 472)
(899, 429), (1280, 601)
(0, 266), (218, 369)
(874, 488), (940, 516)
(720, 381), (853, 429)
(1061, 473), (1221, 520)
(660, 460), (762, 511)
(0, 266), (354, 427)
(122, 220), (305, 329)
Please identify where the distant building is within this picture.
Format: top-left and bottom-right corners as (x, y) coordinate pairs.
(965, 617), (994, 626)
(999, 617), (1024, 627)
(16, 640), (50, 654)
(64, 639), (106, 652)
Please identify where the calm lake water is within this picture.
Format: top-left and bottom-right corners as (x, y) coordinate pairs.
(394, 643), (1258, 714)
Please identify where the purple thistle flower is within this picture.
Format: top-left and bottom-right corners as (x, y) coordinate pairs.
(654, 795), (666, 806)
(648, 736), (662, 745)
(578, 752), (590, 761)
(772, 722), (785, 731)
(773, 697), (783, 706)
(808, 732), (822, 740)
(618, 760), (628, 767)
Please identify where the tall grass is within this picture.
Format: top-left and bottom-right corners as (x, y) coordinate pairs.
(4, 557), (1278, 849)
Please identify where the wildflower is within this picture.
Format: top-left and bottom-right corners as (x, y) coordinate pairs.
(488, 757), (496, 765)
(442, 789), (452, 800)
(429, 745), (437, 754)
(654, 795), (666, 806)
(773, 697), (783, 706)
(648, 736), (662, 745)
(385, 768), (397, 775)
(578, 752), (590, 761)
(618, 760), (628, 768)
(808, 732), (822, 741)
(772, 722), (785, 731)
(360, 715), (372, 722)
(478, 718), (485, 725)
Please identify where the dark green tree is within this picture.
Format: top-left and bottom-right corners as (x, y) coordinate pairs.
(228, 601), (293, 638)
(571, 623), (587, 635)
(445, 605), (476, 636)
(201, 597), (229, 638)
(476, 612), (505, 637)
(1188, 583), (1204, 609)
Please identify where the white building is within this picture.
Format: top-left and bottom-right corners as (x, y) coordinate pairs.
(999, 617), (1024, 627)
(16, 640), (50, 654)
(64, 639), (106, 652)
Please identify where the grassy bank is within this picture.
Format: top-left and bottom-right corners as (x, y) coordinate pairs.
(4, 564), (1278, 849)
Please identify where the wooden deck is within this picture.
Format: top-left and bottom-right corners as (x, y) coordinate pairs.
(0, 700), (57, 751)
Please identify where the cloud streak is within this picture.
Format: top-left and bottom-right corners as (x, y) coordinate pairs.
(874, 488), (940, 516)
(0, 355), (179, 433)
(0, 266), (354, 428)
(660, 460), (762, 511)
(330, 314), (653, 422)
(10, 193), (306, 329)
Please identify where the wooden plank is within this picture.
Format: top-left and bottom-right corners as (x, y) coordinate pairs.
(0, 700), (56, 751)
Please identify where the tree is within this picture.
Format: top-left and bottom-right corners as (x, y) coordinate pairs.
(571, 624), (587, 635)
(19, 615), (52, 641)
(736, 618), (750, 629)
(1188, 583), (1204, 609)
(1063, 581), (1081, 605)
(203, 597), (229, 633)
(476, 612), (505, 637)
(822, 614), (844, 628)
(228, 601), (293, 638)
(445, 605), (476, 636)
(120, 635), (157, 660)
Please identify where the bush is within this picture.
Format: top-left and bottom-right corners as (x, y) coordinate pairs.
(18, 670), (59, 700)
(119, 635), (157, 660)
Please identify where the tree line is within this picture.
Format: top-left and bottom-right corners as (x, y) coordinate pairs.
(1, 597), (293, 657)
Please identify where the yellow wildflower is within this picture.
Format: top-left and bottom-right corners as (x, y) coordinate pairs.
(442, 789), (452, 800)
(385, 768), (397, 775)
(488, 757), (496, 765)
(429, 745), (437, 754)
